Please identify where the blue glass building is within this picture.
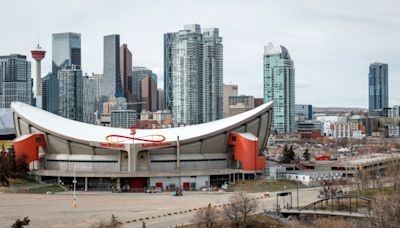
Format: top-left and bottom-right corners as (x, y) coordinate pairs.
(101, 34), (122, 99)
(369, 63), (388, 115)
(46, 33), (81, 114)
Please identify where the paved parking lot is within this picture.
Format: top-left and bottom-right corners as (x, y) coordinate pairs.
(0, 188), (320, 228)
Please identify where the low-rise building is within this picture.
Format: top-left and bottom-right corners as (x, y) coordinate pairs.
(110, 110), (136, 128)
(140, 110), (173, 128)
(285, 170), (343, 186)
(316, 116), (347, 136)
(228, 96), (254, 117)
(296, 120), (323, 139)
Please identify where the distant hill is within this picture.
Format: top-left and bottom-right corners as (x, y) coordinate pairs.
(314, 107), (367, 114)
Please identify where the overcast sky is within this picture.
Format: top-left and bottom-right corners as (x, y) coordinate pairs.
(1, 0), (399, 108)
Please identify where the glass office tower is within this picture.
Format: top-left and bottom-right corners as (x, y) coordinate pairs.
(101, 34), (122, 99)
(369, 62), (388, 115)
(47, 32), (81, 114)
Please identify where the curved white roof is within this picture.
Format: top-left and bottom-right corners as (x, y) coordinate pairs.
(11, 101), (273, 145)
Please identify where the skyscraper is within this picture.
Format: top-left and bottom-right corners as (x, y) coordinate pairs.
(120, 44), (132, 98)
(41, 73), (51, 111)
(58, 65), (83, 121)
(0, 54), (32, 108)
(101, 34), (122, 98)
(170, 24), (203, 125)
(165, 24), (223, 126)
(163, 33), (175, 111)
(140, 75), (157, 112)
(369, 62), (388, 115)
(48, 32), (81, 114)
(132, 66), (158, 112)
(263, 43), (295, 134)
(202, 28), (223, 122)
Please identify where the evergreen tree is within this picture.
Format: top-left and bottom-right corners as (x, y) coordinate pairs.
(303, 148), (310, 161)
(288, 145), (295, 162)
(281, 144), (291, 163)
(0, 151), (12, 186)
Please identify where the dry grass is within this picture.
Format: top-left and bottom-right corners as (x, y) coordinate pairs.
(179, 213), (288, 228)
(231, 180), (306, 193)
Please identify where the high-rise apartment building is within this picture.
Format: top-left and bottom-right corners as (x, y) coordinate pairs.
(82, 75), (98, 124)
(223, 84), (238, 118)
(202, 28), (223, 122)
(369, 62), (388, 115)
(0, 54), (32, 108)
(164, 24), (223, 125)
(263, 43), (295, 134)
(48, 32), (81, 114)
(141, 76), (157, 112)
(120, 44), (132, 98)
(58, 65), (83, 121)
(170, 24), (203, 125)
(101, 34), (122, 98)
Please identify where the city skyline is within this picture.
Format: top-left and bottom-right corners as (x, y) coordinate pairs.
(1, 0), (400, 108)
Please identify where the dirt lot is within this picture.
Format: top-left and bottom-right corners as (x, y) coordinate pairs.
(0, 188), (320, 228)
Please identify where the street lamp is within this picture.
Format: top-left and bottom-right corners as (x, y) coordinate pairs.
(296, 181), (299, 210)
(73, 165), (77, 208)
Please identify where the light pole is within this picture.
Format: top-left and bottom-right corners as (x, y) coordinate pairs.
(283, 185), (286, 209)
(73, 165), (77, 208)
(296, 181), (299, 210)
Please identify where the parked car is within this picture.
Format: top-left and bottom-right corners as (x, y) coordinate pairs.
(146, 186), (158, 193)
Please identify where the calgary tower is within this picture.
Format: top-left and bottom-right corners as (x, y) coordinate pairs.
(31, 43), (46, 108)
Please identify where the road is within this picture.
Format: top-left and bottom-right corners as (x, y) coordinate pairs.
(0, 187), (321, 228)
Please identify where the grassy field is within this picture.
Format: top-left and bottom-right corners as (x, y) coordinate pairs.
(179, 213), (288, 228)
(0, 178), (65, 194)
(230, 179), (307, 193)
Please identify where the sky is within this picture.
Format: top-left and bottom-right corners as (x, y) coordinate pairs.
(1, 0), (400, 108)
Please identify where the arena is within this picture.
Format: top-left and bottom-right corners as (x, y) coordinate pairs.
(11, 101), (273, 191)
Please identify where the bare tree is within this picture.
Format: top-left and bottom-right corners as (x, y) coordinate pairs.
(16, 154), (29, 178)
(354, 169), (369, 193)
(223, 192), (258, 227)
(319, 178), (343, 199)
(386, 160), (400, 193)
(90, 215), (123, 228)
(11, 217), (30, 228)
(192, 204), (220, 228)
(365, 193), (400, 228)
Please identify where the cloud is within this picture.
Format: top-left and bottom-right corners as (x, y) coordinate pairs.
(1, 0), (400, 108)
